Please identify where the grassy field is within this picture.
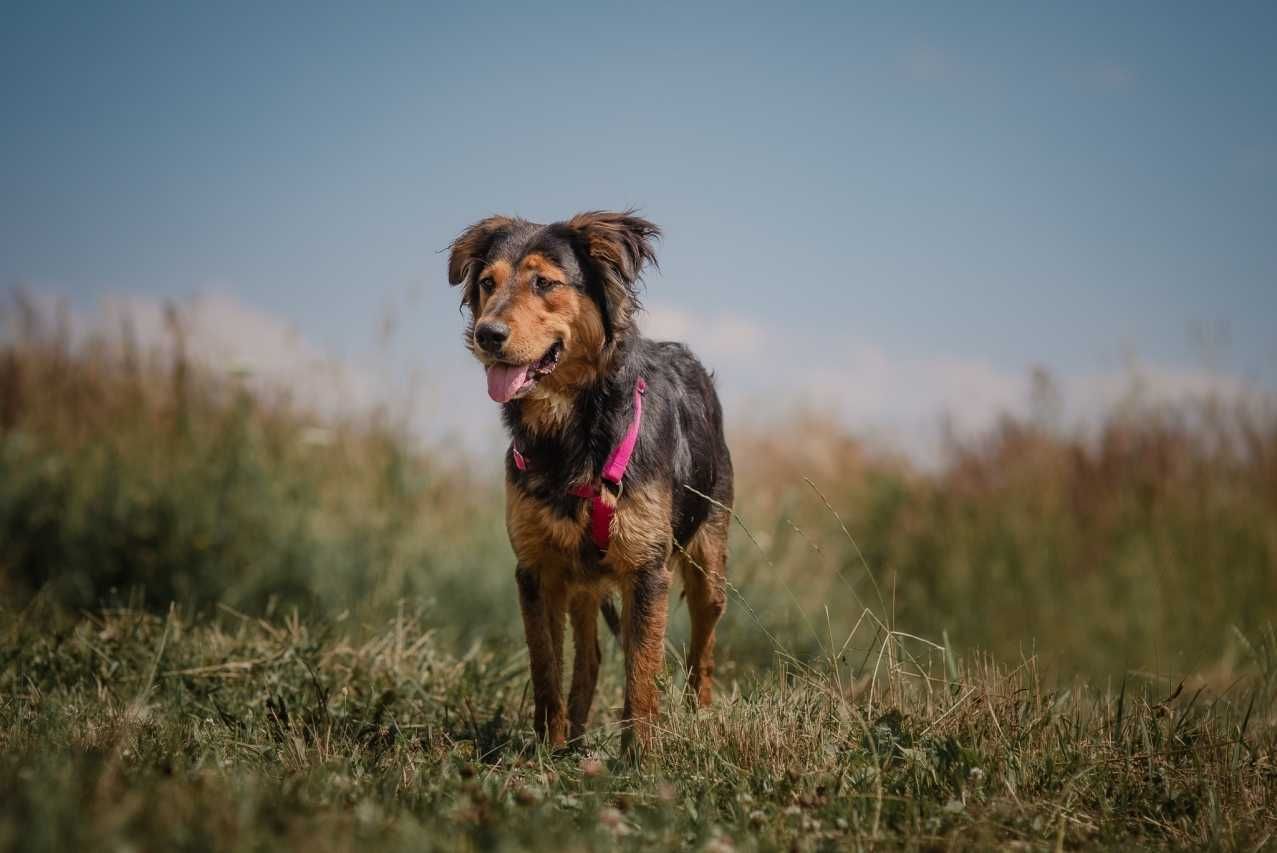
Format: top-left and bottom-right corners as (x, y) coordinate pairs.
(2, 301), (1275, 850)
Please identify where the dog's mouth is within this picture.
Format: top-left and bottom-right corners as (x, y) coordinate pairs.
(485, 341), (563, 403)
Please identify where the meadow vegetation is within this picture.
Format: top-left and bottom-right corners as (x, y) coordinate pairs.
(2, 297), (1274, 850)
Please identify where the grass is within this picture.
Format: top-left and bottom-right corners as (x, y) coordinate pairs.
(2, 295), (1276, 849)
(2, 605), (1273, 851)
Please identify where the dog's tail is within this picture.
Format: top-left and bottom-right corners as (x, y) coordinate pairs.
(600, 596), (621, 640)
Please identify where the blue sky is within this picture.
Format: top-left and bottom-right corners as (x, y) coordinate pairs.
(3, 2), (1275, 450)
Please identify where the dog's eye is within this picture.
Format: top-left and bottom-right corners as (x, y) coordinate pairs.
(478, 277), (495, 293)
(534, 276), (557, 293)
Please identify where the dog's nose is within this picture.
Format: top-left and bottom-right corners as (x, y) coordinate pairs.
(474, 321), (510, 354)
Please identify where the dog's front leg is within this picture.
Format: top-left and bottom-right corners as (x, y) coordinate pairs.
(621, 562), (671, 756)
(515, 565), (567, 747)
(567, 590), (601, 743)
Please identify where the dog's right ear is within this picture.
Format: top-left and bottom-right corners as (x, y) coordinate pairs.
(447, 216), (515, 296)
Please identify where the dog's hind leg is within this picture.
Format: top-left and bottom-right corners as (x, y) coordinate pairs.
(567, 590), (601, 743)
(680, 510), (729, 707)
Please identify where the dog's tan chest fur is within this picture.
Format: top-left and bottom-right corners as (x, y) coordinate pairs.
(504, 479), (673, 580)
(504, 481), (591, 574)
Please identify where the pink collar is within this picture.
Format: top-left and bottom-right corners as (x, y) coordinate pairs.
(513, 377), (647, 552)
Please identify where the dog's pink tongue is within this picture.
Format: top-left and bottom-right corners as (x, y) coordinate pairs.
(486, 363), (530, 403)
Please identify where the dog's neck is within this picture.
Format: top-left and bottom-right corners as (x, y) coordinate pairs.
(502, 337), (637, 478)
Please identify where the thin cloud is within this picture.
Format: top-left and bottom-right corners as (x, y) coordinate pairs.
(900, 42), (955, 83)
(71, 290), (511, 456)
(46, 292), (1268, 466)
(638, 303), (1266, 463)
(1236, 142), (1277, 179)
(642, 304), (768, 360)
(1074, 60), (1136, 92)
(82, 291), (386, 419)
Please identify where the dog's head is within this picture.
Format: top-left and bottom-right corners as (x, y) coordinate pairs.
(447, 211), (659, 403)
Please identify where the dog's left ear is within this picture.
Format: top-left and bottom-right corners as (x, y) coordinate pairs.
(447, 216), (516, 306)
(566, 210), (660, 341)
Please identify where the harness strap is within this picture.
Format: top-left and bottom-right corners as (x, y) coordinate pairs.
(512, 377), (647, 553)
(601, 377), (646, 486)
(567, 482), (614, 554)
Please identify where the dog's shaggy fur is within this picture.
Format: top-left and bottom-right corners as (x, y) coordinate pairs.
(448, 211), (733, 751)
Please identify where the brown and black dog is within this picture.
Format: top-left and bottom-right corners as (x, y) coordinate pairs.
(447, 211), (733, 752)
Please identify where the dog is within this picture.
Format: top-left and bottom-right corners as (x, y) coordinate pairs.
(447, 211), (733, 752)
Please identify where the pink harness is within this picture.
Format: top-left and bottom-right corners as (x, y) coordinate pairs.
(513, 377), (647, 552)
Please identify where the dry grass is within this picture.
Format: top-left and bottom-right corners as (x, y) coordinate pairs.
(1, 604), (1273, 851)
